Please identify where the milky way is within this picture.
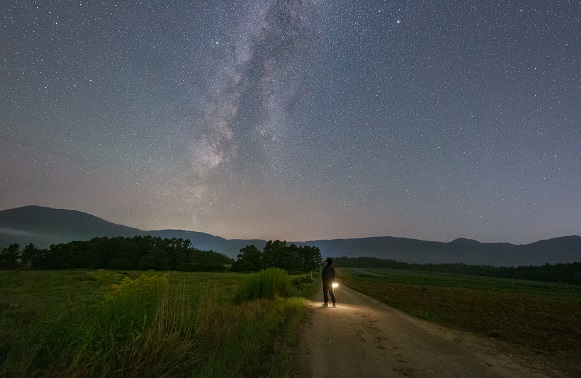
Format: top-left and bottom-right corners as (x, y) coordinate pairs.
(187, 0), (320, 221)
(1, 0), (580, 243)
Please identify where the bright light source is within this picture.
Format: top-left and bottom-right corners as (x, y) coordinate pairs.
(332, 282), (339, 288)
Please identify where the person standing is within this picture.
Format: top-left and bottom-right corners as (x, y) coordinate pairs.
(321, 258), (336, 307)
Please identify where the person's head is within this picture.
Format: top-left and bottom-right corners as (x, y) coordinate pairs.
(326, 258), (333, 266)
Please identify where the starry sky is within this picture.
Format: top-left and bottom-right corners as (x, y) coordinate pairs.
(1, 0), (580, 244)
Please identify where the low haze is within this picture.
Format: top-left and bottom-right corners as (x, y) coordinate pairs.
(1, 1), (580, 243)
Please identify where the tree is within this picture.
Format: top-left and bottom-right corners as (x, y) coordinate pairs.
(0, 244), (20, 269)
(231, 241), (322, 273)
(299, 245), (322, 272)
(21, 243), (41, 268)
(262, 240), (288, 269)
(232, 245), (263, 272)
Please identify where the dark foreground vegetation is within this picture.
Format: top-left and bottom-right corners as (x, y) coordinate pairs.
(339, 267), (581, 375)
(333, 256), (581, 285)
(0, 269), (317, 377)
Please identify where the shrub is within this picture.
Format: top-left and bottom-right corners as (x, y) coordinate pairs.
(234, 268), (291, 304)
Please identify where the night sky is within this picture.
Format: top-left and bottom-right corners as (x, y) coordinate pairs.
(2, 1), (580, 244)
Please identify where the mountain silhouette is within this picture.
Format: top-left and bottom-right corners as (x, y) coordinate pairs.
(0, 205), (260, 255)
(1, 205), (580, 266)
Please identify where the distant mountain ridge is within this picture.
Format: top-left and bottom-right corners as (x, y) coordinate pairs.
(300, 235), (581, 266)
(0, 206), (261, 256)
(1, 205), (580, 266)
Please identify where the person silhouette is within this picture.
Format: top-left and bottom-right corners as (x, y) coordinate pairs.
(321, 258), (336, 307)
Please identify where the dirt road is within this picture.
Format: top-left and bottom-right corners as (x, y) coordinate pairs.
(296, 284), (565, 377)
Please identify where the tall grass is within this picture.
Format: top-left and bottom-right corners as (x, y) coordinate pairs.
(234, 268), (291, 304)
(20, 271), (186, 377)
(0, 270), (317, 377)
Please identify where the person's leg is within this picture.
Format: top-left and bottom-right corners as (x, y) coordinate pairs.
(330, 285), (336, 305)
(322, 281), (329, 304)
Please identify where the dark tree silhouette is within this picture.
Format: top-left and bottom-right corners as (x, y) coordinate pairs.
(0, 244), (20, 269)
(232, 240), (322, 273)
(1, 236), (233, 271)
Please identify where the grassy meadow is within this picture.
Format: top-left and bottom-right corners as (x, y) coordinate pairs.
(0, 269), (317, 377)
(338, 267), (581, 373)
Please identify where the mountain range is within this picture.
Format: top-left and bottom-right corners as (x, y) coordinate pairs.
(1, 205), (580, 266)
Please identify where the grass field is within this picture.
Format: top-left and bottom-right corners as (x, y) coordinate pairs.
(338, 267), (581, 373)
(0, 270), (317, 377)
(4, 267), (579, 376)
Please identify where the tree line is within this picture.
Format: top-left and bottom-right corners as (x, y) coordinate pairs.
(332, 256), (581, 285)
(8, 237), (576, 285)
(0, 236), (233, 271)
(0, 237), (322, 274)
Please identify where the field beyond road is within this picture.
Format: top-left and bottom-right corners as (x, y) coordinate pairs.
(297, 267), (580, 377)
